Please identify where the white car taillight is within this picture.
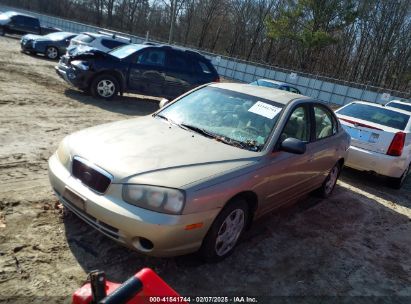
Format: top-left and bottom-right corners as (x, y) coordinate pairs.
(387, 132), (406, 156)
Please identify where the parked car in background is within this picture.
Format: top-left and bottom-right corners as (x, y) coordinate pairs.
(48, 83), (349, 261)
(21, 31), (77, 59)
(0, 11), (60, 36)
(335, 101), (411, 188)
(56, 43), (220, 100)
(385, 100), (411, 113)
(250, 79), (301, 94)
(67, 31), (131, 54)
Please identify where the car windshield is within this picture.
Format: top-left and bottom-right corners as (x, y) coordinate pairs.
(386, 102), (411, 113)
(157, 86), (284, 151)
(46, 32), (73, 40)
(337, 103), (410, 130)
(109, 44), (146, 59)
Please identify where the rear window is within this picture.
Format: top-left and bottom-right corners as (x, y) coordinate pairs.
(251, 80), (280, 89)
(386, 102), (411, 113)
(337, 103), (410, 130)
(74, 34), (95, 43)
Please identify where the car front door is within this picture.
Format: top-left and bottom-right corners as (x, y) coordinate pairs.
(127, 48), (167, 97)
(258, 104), (318, 214)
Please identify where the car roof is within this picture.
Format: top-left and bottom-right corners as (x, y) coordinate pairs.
(142, 44), (204, 57)
(2, 11), (35, 18)
(343, 100), (411, 116)
(209, 83), (308, 105)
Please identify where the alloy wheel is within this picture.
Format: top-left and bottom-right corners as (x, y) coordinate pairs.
(47, 47), (58, 59)
(97, 80), (115, 98)
(215, 209), (245, 256)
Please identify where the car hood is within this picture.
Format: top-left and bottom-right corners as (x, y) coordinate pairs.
(67, 116), (260, 188)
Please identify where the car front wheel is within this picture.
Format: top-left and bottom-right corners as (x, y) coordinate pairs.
(90, 74), (119, 100)
(0, 27), (5, 36)
(46, 46), (59, 59)
(200, 199), (249, 262)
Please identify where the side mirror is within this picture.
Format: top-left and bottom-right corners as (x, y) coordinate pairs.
(280, 138), (306, 154)
(159, 98), (170, 108)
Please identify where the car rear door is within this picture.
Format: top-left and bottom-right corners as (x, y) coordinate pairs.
(163, 50), (196, 99)
(127, 48), (167, 97)
(307, 103), (342, 184)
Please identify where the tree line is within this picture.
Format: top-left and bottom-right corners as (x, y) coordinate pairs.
(1, 0), (410, 93)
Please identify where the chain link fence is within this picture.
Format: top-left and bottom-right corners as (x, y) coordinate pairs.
(1, 4), (410, 106)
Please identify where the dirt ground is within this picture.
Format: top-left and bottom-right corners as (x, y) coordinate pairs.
(0, 36), (411, 303)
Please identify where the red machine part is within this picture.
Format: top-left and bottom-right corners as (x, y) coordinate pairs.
(73, 268), (185, 304)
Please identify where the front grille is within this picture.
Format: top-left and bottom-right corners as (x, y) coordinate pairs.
(72, 157), (112, 193)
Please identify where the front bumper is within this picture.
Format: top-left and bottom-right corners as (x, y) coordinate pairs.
(55, 62), (90, 89)
(345, 145), (408, 178)
(48, 154), (218, 257)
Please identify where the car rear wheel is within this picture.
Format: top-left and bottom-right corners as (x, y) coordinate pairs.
(200, 199), (249, 262)
(46, 46), (59, 59)
(389, 163), (410, 189)
(91, 74), (119, 100)
(316, 162), (341, 198)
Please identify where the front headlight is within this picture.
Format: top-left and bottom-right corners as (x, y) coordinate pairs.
(122, 184), (185, 215)
(71, 60), (89, 70)
(56, 137), (71, 167)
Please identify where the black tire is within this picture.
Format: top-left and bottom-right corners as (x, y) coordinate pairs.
(0, 27), (5, 36)
(45, 46), (59, 60)
(200, 198), (249, 262)
(388, 163), (410, 189)
(315, 162), (341, 198)
(90, 74), (119, 100)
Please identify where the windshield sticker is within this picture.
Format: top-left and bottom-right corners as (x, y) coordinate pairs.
(248, 101), (282, 119)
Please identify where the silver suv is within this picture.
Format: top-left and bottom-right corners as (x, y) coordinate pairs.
(67, 31), (131, 54)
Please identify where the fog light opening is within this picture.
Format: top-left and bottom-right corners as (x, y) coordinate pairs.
(139, 237), (154, 250)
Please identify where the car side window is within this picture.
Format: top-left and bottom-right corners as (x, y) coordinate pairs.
(289, 87), (300, 94)
(198, 61), (212, 74)
(281, 106), (310, 142)
(101, 39), (126, 49)
(137, 49), (166, 67)
(314, 105), (337, 140)
(166, 52), (191, 72)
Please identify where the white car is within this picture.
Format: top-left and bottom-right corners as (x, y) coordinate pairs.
(335, 101), (411, 188)
(67, 31), (130, 54)
(385, 100), (411, 113)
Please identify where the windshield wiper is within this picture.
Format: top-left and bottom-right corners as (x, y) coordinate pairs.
(179, 123), (216, 138)
(216, 136), (262, 152)
(181, 124), (262, 151)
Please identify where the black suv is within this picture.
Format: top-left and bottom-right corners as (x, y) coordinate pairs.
(55, 44), (220, 100)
